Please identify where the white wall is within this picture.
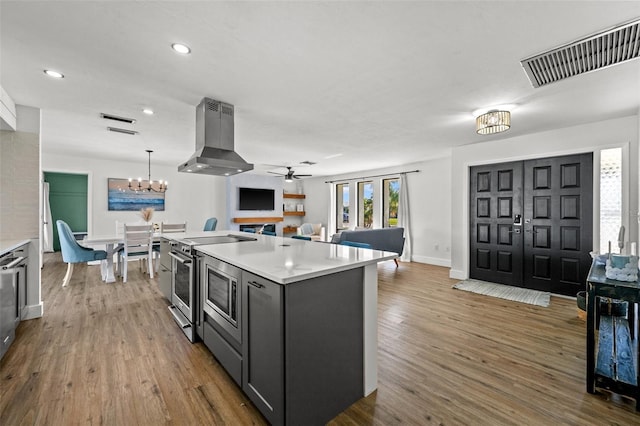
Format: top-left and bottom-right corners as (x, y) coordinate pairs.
(0, 104), (43, 318)
(226, 173), (284, 232)
(450, 114), (639, 280)
(303, 157), (453, 266)
(42, 153), (228, 236)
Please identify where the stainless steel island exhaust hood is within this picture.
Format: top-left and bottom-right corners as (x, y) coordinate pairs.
(178, 97), (253, 176)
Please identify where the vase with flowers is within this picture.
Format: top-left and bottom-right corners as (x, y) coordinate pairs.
(139, 207), (154, 224)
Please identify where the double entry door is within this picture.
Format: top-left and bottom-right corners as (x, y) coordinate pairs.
(469, 153), (593, 296)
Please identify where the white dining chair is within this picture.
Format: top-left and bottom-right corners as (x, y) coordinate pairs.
(119, 223), (154, 283)
(154, 222), (186, 272)
(160, 222), (187, 233)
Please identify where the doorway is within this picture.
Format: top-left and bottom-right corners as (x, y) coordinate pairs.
(469, 153), (593, 296)
(43, 172), (88, 252)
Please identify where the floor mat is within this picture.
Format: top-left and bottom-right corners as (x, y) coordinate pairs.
(453, 279), (550, 307)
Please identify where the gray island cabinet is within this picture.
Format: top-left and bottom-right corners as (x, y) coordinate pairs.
(242, 268), (365, 425)
(169, 231), (396, 425)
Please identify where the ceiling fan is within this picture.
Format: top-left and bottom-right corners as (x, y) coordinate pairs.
(268, 166), (312, 182)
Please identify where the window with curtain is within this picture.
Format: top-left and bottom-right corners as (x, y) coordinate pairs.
(358, 181), (373, 228)
(600, 147), (622, 254)
(383, 178), (400, 227)
(336, 183), (349, 231)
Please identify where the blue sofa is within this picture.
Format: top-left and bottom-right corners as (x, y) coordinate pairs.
(334, 227), (405, 266)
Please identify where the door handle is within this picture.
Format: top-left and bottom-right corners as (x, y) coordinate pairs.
(508, 229), (521, 234)
(248, 280), (264, 289)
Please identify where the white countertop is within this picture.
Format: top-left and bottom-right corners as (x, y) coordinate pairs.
(0, 239), (32, 257)
(164, 231), (397, 284)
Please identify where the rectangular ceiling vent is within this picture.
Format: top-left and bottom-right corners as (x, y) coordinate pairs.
(101, 113), (136, 124)
(107, 126), (138, 135)
(520, 18), (640, 88)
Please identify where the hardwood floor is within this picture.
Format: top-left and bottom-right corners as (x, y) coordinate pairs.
(1, 254), (638, 425)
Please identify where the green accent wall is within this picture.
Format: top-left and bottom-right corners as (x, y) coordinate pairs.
(44, 172), (88, 251)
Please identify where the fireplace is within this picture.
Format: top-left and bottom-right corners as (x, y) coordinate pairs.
(240, 224), (275, 233)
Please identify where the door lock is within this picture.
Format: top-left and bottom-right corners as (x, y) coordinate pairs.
(514, 214), (522, 225)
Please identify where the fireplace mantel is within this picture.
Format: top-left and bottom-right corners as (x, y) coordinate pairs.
(232, 217), (284, 224)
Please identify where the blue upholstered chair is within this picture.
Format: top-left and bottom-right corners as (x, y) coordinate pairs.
(203, 217), (218, 231)
(262, 230), (277, 236)
(339, 241), (372, 249)
(56, 220), (107, 287)
(291, 235), (311, 241)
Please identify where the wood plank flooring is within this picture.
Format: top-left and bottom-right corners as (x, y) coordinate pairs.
(1, 254), (638, 425)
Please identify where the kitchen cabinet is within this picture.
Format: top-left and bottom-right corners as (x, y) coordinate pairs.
(157, 238), (172, 301)
(242, 268), (364, 425)
(242, 271), (284, 425)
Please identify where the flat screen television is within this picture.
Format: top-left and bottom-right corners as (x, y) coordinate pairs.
(238, 187), (275, 211)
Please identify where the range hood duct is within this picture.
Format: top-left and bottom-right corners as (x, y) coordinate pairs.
(178, 97), (253, 176)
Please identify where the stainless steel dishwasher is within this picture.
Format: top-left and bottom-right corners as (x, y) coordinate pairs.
(1, 247), (28, 360)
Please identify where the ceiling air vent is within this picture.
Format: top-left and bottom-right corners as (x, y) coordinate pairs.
(107, 127), (138, 135)
(101, 113), (136, 124)
(520, 18), (640, 88)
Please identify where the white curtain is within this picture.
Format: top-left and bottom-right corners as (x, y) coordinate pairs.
(43, 182), (54, 252)
(398, 173), (412, 262)
(327, 184), (336, 241)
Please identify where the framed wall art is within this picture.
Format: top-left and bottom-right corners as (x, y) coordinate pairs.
(108, 178), (165, 211)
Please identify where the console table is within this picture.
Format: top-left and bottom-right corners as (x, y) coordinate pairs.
(586, 258), (639, 410)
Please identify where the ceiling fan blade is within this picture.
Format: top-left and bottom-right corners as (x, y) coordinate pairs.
(294, 174), (312, 178)
(267, 171), (285, 176)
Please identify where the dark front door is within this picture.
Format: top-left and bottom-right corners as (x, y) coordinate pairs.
(522, 153), (593, 295)
(469, 153), (593, 296)
(469, 161), (524, 287)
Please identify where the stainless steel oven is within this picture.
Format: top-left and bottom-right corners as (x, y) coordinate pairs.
(202, 256), (242, 345)
(168, 234), (256, 343)
(1, 248), (27, 360)
(168, 248), (195, 342)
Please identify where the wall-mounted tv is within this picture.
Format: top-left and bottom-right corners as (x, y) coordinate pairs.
(238, 187), (275, 211)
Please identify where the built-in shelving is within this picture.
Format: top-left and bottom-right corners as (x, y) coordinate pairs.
(283, 193), (305, 199)
(283, 192), (305, 234)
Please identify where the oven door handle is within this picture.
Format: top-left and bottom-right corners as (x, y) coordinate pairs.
(168, 252), (192, 265)
(1, 256), (26, 270)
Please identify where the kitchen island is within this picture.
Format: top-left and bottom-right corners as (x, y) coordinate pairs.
(165, 231), (396, 425)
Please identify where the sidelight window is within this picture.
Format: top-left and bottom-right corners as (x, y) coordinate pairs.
(599, 148), (622, 254)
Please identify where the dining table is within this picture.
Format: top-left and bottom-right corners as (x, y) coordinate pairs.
(82, 233), (161, 283)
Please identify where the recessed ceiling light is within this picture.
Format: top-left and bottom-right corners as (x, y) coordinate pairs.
(142, 108), (154, 115)
(44, 69), (64, 79)
(171, 43), (191, 54)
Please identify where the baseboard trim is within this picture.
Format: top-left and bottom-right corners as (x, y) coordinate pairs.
(449, 269), (466, 280)
(23, 302), (43, 320)
(411, 255), (451, 268)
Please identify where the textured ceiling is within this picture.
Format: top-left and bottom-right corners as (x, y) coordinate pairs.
(1, 1), (639, 177)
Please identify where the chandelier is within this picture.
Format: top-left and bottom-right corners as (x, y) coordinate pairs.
(128, 150), (168, 192)
(476, 110), (511, 135)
